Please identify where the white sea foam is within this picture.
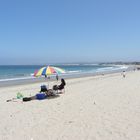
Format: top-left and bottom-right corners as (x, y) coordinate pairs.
(67, 70), (81, 73)
(0, 76), (35, 82)
(96, 65), (128, 72)
(60, 63), (81, 66)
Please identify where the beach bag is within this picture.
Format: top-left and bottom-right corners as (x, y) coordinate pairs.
(36, 93), (47, 100)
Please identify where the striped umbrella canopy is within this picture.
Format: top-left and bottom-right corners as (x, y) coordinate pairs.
(51, 66), (66, 74)
(34, 66), (65, 77)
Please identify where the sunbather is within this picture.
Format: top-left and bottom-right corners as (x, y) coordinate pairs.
(53, 78), (66, 92)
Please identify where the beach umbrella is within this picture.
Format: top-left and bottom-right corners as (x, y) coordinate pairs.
(51, 66), (66, 74)
(51, 66), (66, 81)
(34, 66), (65, 88)
(34, 66), (65, 77)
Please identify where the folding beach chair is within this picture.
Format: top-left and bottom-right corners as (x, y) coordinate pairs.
(40, 85), (48, 92)
(53, 78), (66, 93)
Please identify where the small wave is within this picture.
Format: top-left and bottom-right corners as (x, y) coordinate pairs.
(30, 73), (34, 76)
(96, 67), (114, 72)
(0, 76), (35, 82)
(60, 64), (81, 66)
(97, 65), (128, 72)
(82, 64), (99, 66)
(67, 70), (82, 73)
(119, 66), (128, 69)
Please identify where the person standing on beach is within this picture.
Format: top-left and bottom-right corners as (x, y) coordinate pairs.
(122, 71), (126, 78)
(45, 74), (47, 78)
(56, 74), (59, 81)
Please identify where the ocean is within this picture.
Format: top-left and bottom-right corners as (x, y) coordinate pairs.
(0, 64), (128, 81)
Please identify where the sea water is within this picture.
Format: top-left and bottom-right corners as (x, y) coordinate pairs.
(0, 64), (127, 81)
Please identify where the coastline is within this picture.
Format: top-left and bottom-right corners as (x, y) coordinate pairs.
(0, 65), (133, 88)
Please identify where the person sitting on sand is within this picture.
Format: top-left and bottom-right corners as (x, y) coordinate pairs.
(53, 78), (66, 92)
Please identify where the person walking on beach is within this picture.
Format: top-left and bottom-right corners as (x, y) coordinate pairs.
(122, 71), (126, 78)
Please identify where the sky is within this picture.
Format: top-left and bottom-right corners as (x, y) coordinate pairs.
(0, 0), (140, 65)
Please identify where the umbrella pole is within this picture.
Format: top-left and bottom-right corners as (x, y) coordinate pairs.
(48, 79), (49, 89)
(47, 76), (50, 89)
(45, 75), (49, 89)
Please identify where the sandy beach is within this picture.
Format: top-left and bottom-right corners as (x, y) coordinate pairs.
(0, 70), (140, 140)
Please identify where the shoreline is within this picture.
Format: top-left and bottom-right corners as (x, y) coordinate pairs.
(0, 65), (133, 88)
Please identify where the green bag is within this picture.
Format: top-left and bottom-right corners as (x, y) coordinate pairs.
(17, 92), (24, 99)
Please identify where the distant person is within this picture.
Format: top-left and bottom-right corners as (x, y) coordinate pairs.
(56, 74), (59, 81)
(122, 71), (126, 78)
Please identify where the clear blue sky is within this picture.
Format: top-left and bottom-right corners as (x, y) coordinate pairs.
(0, 0), (140, 65)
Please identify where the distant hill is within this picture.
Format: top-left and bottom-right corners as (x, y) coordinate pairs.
(100, 62), (140, 65)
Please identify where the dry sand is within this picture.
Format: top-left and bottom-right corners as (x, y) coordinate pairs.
(0, 70), (140, 140)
